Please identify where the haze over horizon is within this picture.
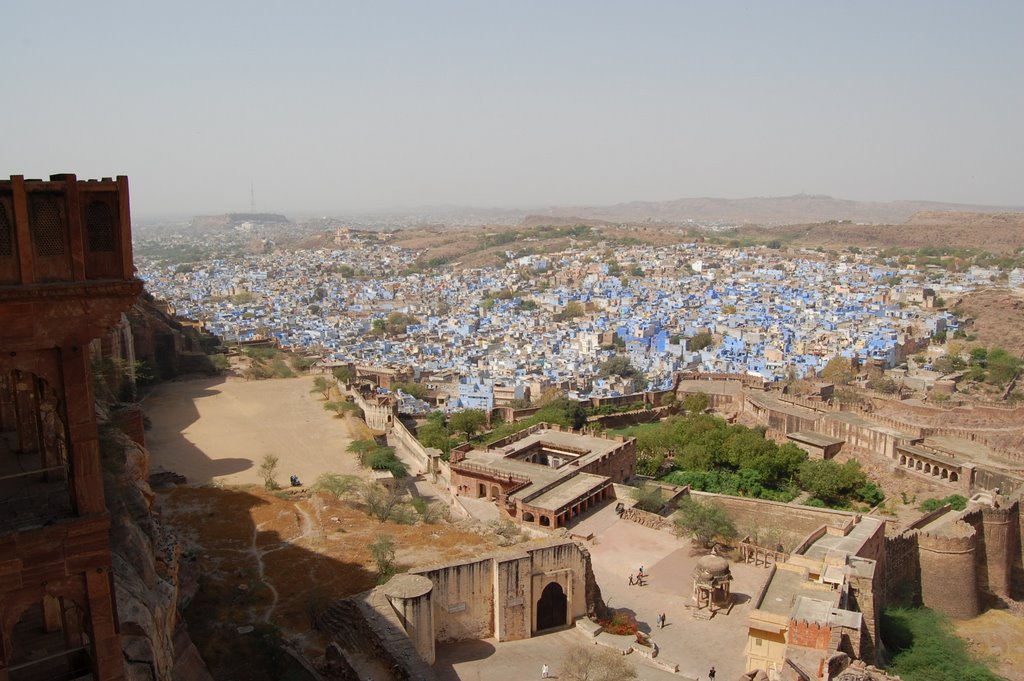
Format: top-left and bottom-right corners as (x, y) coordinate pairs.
(3, 1), (1022, 215)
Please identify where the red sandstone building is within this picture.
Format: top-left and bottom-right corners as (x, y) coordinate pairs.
(449, 424), (636, 529)
(0, 175), (141, 680)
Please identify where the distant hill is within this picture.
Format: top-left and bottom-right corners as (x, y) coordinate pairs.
(538, 194), (1024, 226)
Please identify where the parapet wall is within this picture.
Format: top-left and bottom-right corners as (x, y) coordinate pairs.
(409, 539), (601, 645)
(689, 491), (858, 550)
(883, 532), (921, 606)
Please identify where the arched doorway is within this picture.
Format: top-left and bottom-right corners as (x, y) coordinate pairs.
(536, 581), (567, 631)
(477, 483), (487, 497)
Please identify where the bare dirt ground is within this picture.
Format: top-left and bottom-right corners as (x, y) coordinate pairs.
(956, 288), (1024, 359)
(160, 485), (508, 681)
(954, 609), (1024, 680)
(143, 374), (362, 487)
(143, 372), (513, 680)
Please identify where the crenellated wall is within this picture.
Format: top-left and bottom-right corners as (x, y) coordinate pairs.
(883, 534), (921, 606)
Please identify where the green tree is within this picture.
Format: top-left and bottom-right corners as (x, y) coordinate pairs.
(210, 354), (230, 373)
(347, 439), (377, 457)
(688, 331), (714, 352)
(449, 409), (487, 441)
(986, 348), (1022, 385)
(392, 382), (427, 399)
(417, 420), (452, 454)
(369, 534), (397, 583)
(323, 401), (359, 417)
(311, 375), (333, 399)
(312, 473), (360, 499)
(533, 398), (588, 430)
(559, 300), (585, 320)
(363, 484), (405, 524)
(798, 459), (869, 506)
(630, 483), (665, 513)
(821, 356), (855, 385)
(673, 498), (737, 548)
(599, 356), (642, 380)
(332, 365), (354, 383)
(682, 391), (709, 414)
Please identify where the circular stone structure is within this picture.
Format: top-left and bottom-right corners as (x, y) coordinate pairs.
(383, 574), (435, 663)
(383, 574), (433, 599)
(694, 554), (731, 579)
(692, 554), (733, 612)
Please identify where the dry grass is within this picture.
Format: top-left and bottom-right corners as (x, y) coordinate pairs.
(954, 609), (1024, 680)
(161, 484), (508, 676)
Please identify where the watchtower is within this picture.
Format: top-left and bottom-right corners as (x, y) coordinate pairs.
(0, 174), (142, 680)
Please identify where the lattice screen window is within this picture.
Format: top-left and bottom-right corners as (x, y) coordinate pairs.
(29, 194), (65, 256)
(0, 200), (12, 257)
(85, 201), (115, 252)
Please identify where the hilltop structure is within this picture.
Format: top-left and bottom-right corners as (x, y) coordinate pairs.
(0, 175), (141, 680)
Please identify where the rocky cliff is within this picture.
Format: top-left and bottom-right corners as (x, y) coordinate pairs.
(101, 418), (212, 681)
(128, 294), (219, 381)
(96, 287), (216, 680)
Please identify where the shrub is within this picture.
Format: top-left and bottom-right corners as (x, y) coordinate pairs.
(312, 473), (360, 499)
(630, 483), (665, 513)
(258, 454), (280, 490)
(918, 495), (968, 513)
(370, 535), (397, 584)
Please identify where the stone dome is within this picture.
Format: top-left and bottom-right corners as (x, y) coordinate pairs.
(694, 554), (732, 579)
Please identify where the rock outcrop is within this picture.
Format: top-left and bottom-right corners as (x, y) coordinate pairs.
(128, 294), (218, 381)
(102, 422), (212, 681)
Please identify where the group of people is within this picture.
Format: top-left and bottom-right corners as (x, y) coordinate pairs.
(628, 564), (647, 586)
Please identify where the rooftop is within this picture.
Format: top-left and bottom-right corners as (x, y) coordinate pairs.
(799, 515), (883, 562)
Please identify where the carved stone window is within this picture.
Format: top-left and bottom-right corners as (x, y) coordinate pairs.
(29, 194), (65, 257)
(85, 201), (115, 252)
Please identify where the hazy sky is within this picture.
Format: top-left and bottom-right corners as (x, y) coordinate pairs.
(3, 1), (1022, 215)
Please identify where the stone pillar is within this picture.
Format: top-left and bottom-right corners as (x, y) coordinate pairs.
(383, 574), (435, 665)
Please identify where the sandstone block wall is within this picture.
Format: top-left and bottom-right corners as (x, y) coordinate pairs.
(414, 557), (495, 642)
(882, 534), (920, 605)
(688, 491), (857, 550)
(917, 528), (980, 619)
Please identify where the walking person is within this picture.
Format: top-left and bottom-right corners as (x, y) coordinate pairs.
(709, 665), (716, 680)
(659, 612), (666, 628)
(629, 574), (635, 586)
(542, 663), (550, 678)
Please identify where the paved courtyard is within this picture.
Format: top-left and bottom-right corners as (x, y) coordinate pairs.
(431, 502), (773, 681)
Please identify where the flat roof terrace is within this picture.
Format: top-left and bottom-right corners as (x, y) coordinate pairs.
(757, 566), (838, 618)
(494, 429), (622, 460)
(525, 472), (609, 511)
(799, 516), (883, 563)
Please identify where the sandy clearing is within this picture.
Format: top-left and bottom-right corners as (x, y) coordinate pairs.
(143, 374), (362, 487)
